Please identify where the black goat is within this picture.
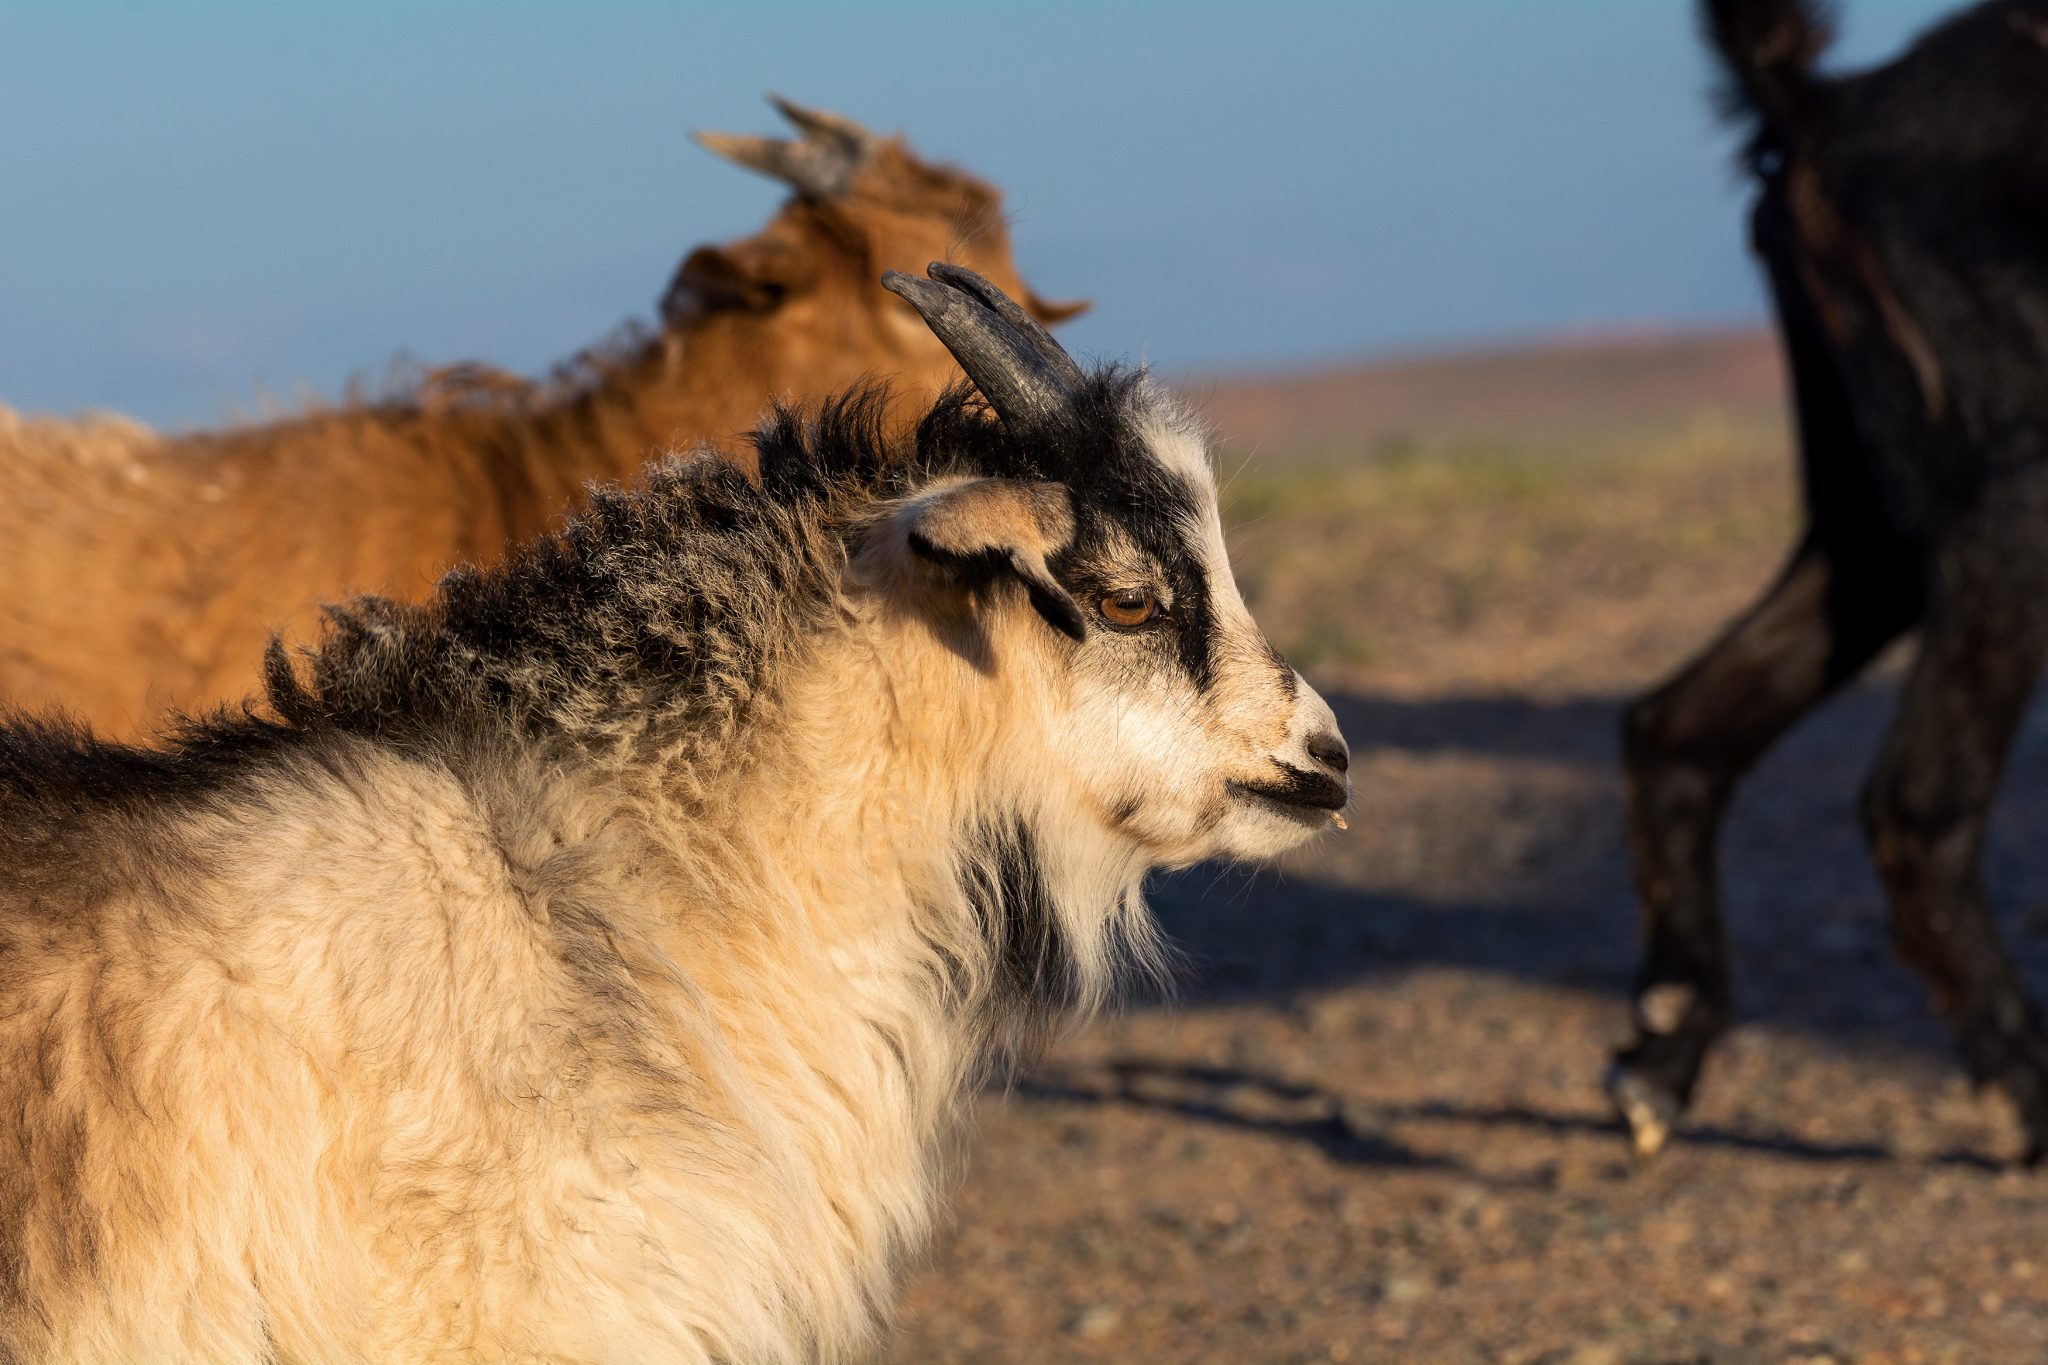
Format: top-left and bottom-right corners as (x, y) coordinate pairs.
(1612, 0), (2048, 1162)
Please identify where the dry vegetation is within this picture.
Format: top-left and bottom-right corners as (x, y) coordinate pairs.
(1220, 413), (1794, 695)
(887, 334), (2048, 1364)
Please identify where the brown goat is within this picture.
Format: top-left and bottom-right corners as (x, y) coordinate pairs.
(0, 98), (1083, 740)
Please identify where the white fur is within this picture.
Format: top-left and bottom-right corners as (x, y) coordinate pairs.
(0, 388), (1346, 1363)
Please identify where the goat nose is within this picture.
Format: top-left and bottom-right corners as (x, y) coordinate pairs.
(1307, 731), (1349, 775)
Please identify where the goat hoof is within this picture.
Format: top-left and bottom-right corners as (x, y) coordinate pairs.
(1606, 1064), (1681, 1159)
(2004, 1086), (2048, 1169)
(1976, 1033), (2048, 1167)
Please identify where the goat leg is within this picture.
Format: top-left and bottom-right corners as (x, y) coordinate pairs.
(1864, 528), (2048, 1162)
(1614, 540), (1916, 1155)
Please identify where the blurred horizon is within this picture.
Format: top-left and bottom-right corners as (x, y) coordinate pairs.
(2, 0), (1954, 428)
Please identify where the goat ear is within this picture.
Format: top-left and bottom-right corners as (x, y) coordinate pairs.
(899, 479), (1086, 641)
(662, 241), (819, 322)
(1025, 290), (1090, 326)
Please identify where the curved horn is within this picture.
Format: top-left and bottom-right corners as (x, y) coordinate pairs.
(928, 262), (1085, 389)
(882, 266), (1080, 432)
(692, 95), (878, 200)
(770, 95), (878, 154)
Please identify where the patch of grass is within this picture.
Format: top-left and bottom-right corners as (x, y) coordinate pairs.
(1216, 416), (1799, 694)
(1279, 621), (1380, 674)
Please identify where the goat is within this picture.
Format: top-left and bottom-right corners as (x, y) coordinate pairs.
(0, 97), (1083, 742)
(1612, 0), (2048, 1162)
(0, 266), (1350, 1363)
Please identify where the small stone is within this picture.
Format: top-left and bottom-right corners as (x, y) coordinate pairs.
(1550, 1154), (1607, 1193)
(1380, 1273), (1431, 1307)
(1303, 993), (1356, 1036)
(1070, 1304), (1121, 1339)
(1447, 1182), (1490, 1213)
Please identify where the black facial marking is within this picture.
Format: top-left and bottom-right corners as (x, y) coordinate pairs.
(1063, 456), (1213, 688)
(925, 371), (1222, 691)
(1229, 765), (1349, 813)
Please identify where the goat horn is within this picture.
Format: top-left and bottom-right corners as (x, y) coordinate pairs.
(692, 96), (877, 200)
(927, 263), (1085, 390)
(692, 132), (802, 184)
(769, 95), (878, 153)
(882, 266), (1079, 432)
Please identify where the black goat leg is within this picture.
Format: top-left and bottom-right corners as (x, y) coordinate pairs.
(1863, 524), (2048, 1162)
(1613, 539), (1916, 1155)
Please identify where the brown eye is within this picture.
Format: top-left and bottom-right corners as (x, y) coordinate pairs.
(1098, 587), (1164, 627)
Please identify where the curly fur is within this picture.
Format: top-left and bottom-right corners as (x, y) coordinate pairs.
(0, 356), (1345, 1362)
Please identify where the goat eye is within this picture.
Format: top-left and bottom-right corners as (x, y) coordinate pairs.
(1098, 587), (1163, 627)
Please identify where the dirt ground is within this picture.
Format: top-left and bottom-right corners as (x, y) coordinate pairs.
(885, 341), (2048, 1364)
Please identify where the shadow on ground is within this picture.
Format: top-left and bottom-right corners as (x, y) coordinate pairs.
(1141, 679), (2048, 1063)
(1017, 1057), (2007, 1175)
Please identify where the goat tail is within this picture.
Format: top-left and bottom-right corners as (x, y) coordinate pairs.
(1700, 0), (1833, 137)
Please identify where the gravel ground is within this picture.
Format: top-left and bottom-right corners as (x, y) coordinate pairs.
(883, 413), (2048, 1363)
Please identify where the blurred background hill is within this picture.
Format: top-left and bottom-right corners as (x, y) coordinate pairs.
(1192, 327), (1783, 460)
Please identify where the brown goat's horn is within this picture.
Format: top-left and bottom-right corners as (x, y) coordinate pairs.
(692, 95), (877, 201)
(770, 95), (875, 149)
(883, 265), (1081, 432)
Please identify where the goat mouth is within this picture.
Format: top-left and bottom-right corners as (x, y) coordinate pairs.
(1228, 768), (1349, 818)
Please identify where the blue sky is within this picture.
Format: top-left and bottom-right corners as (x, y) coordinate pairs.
(1, 1), (1955, 427)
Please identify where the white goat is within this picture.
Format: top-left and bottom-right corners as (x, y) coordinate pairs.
(0, 265), (1350, 1364)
